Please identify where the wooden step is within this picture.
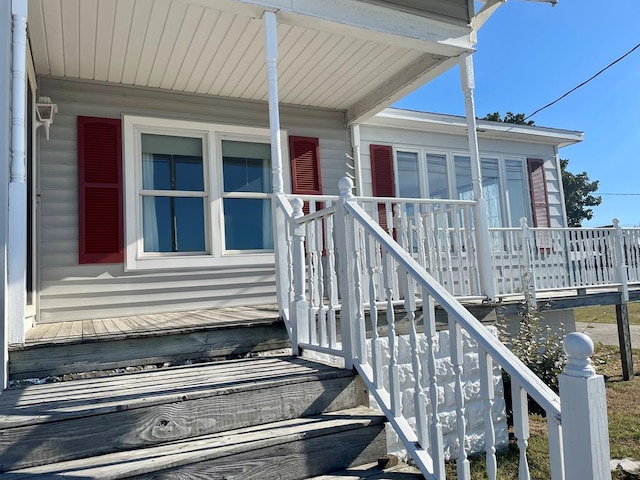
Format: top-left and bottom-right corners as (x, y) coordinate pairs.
(308, 461), (425, 479)
(6, 406), (386, 480)
(0, 356), (368, 471)
(9, 316), (289, 379)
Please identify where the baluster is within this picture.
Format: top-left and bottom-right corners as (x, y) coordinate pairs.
(291, 198), (308, 354)
(478, 345), (497, 480)
(448, 316), (470, 479)
(382, 247), (401, 416)
(422, 291), (445, 478)
(285, 211), (295, 307)
(306, 218), (317, 345)
(546, 416), (565, 479)
(464, 205), (479, 296)
(324, 205), (338, 348)
(423, 205), (436, 273)
(511, 380), (531, 480)
(353, 223), (367, 362)
(450, 204), (466, 296)
(402, 272), (427, 449)
(443, 214), (455, 296)
(366, 235), (383, 387)
(315, 215), (327, 347)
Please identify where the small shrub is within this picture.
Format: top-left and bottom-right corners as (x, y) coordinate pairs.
(499, 268), (565, 418)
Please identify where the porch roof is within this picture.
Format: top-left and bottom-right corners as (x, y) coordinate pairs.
(366, 108), (585, 148)
(27, 0), (476, 124)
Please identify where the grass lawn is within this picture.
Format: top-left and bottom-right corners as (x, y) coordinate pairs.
(444, 345), (640, 479)
(574, 302), (640, 325)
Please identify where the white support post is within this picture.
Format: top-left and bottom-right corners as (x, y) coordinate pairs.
(263, 11), (289, 316)
(335, 177), (358, 369)
(560, 333), (611, 480)
(8, 0), (28, 348)
(460, 54), (496, 301)
(290, 198), (308, 355)
(350, 124), (363, 195)
(0, 0), (12, 389)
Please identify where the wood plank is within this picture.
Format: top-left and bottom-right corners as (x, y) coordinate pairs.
(9, 407), (384, 478)
(10, 323), (290, 379)
(82, 320), (96, 340)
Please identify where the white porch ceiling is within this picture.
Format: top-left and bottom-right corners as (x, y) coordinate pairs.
(27, 0), (470, 120)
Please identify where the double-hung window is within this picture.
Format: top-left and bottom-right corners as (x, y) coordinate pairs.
(124, 116), (280, 270)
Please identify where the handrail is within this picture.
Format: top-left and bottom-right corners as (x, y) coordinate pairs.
(344, 199), (561, 417)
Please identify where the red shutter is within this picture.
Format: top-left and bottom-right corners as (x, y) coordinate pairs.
(527, 158), (551, 228)
(78, 116), (124, 264)
(290, 136), (322, 194)
(290, 136), (322, 215)
(370, 144), (395, 232)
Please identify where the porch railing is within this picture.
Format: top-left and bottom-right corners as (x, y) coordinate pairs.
(274, 177), (612, 480)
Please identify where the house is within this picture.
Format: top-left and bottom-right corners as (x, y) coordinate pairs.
(0, 0), (618, 478)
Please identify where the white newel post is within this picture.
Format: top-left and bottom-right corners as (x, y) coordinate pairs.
(8, 0), (28, 346)
(460, 54), (496, 301)
(560, 333), (611, 480)
(290, 198), (308, 355)
(335, 177), (358, 369)
(263, 11), (288, 316)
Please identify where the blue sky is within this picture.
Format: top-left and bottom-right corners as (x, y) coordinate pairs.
(393, 0), (640, 227)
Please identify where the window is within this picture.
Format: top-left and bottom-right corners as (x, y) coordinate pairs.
(141, 133), (206, 254)
(123, 116), (284, 270)
(392, 149), (532, 228)
(222, 140), (273, 251)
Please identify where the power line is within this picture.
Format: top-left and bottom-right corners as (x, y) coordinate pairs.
(599, 192), (640, 196)
(525, 42), (640, 120)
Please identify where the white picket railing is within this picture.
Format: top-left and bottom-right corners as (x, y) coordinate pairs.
(274, 178), (612, 480)
(488, 218), (640, 302)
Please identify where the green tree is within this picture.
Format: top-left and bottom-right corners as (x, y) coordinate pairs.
(481, 111), (536, 126)
(482, 111), (602, 226)
(560, 159), (602, 227)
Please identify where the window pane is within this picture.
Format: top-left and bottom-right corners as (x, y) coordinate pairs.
(505, 159), (528, 227)
(454, 155), (473, 200)
(222, 141), (271, 193)
(223, 198), (273, 250)
(142, 196), (205, 253)
(481, 157), (502, 227)
(426, 153), (449, 199)
(397, 151), (420, 198)
(141, 134), (203, 192)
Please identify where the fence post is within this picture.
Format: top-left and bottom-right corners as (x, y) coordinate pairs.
(519, 218), (537, 310)
(613, 218), (634, 380)
(560, 332), (611, 480)
(335, 177), (358, 369)
(290, 198), (308, 356)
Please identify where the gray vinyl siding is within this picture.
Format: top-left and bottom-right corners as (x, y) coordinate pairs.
(37, 77), (350, 323)
(359, 124), (566, 228)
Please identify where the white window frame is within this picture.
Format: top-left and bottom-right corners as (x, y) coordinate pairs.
(392, 146), (533, 228)
(123, 115), (289, 271)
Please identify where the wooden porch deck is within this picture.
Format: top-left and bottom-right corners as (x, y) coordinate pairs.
(23, 304), (281, 347)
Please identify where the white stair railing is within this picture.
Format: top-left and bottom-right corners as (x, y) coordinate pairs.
(276, 178), (612, 480)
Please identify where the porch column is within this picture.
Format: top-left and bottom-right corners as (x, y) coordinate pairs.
(263, 11), (289, 313)
(460, 54), (496, 300)
(0, 0), (12, 388)
(8, 0), (28, 349)
(350, 124), (363, 195)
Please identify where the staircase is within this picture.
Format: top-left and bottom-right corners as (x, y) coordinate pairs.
(0, 355), (397, 479)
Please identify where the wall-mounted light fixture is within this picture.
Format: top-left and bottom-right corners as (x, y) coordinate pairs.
(35, 96), (58, 140)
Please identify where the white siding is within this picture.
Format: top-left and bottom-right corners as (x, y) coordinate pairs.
(37, 77), (350, 323)
(359, 124), (566, 227)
